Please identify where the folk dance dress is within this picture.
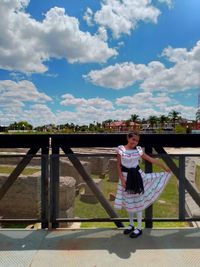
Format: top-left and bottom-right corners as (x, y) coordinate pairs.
(114, 145), (172, 213)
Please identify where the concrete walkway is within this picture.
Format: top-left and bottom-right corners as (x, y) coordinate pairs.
(0, 228), (200, 267)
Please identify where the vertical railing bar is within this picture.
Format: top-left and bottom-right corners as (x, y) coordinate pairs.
(50, 146), (60, 229)
(144, 146), (153, 228)
(179, 155), (185, 220)
(41, 147), (49, 229)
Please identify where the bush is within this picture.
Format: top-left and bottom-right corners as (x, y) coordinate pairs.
(175, 125), (186, 133)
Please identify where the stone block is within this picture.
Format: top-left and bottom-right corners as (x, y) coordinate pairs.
(108, 158), (119, 182)
(59, 158), (91, 185)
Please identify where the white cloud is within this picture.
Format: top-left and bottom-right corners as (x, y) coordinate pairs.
(0, 80), (52, 106)
(0, 86), (197, 126)
(84, 41), (200, 92)
(0, 79), (53, 126)
(84, 0), (173, 39)
(60, 93), (113, 109)
(116, 92), (174, 107)
(157, 0), (173, 8)
(83, 7), (94, 26)
(96, 26), (108, 42)
(22, 104), (57, 126)
(0, 0), (117, 73)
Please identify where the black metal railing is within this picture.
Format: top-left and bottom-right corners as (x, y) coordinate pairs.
(0, 134), (199, 229)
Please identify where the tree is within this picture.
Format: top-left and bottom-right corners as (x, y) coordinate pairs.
(168, 110), (181, 129)
(8, 121), (33, 130)
(148, 116), (158, 128)
(159, 115), (168, 127)
(130, 114), (140, 122)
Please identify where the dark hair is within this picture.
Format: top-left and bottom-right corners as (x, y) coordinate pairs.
(127, 131), (140, 139)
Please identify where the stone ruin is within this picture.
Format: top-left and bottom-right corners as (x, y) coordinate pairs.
(0, 150), (121, 228)
(0, 173), (76, 228)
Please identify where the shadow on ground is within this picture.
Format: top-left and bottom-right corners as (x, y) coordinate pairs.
(0, 228), (200, 259)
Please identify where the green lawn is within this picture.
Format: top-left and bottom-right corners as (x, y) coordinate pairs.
(74, 161), (188, 228)
(0, 166), (39, 175)
(195, 165), (200, 191)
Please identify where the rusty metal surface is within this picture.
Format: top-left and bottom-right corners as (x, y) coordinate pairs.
(0, 228), (199, 267)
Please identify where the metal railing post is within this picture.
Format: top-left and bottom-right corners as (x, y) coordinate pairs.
(179, 155), (185, 220)
(145, 146), (153, 228)
(50, 147), (60, 228)
(41, 147), (49, 229)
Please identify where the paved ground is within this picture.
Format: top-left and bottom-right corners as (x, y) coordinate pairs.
(0, 228), (200, 267)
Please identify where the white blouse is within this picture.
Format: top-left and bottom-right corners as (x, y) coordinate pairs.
(116, 145), (144, 168)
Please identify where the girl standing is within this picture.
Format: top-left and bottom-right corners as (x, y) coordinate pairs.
(114, 132), (172, 238)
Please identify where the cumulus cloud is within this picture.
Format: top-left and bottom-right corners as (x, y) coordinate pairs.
(61, 93), (113, 109)
(84, 41), (200, 92)
(0, 0), (117, 73)
(0, 80), (52, 107)
(0, 79), (54, 125)
(84, 0), (172, 39)
(83, 7), (94, 26)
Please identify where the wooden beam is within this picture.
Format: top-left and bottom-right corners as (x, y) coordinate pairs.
(61, 146), (124, 228)
(0, 147), (40, 201)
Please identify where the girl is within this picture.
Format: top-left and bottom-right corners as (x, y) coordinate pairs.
(114, 131), (172, 238)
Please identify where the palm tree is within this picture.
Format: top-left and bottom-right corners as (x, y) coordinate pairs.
(168, 110), (181, 129)
(148, 116), (158, 128)
(196, 109), (200, 121)
(159, 115), (168, 128)
(130, 114), (140, 122)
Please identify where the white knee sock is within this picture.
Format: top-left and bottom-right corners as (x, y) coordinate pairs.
(127, 212), (134, 229)
(137, 211), (142, 230)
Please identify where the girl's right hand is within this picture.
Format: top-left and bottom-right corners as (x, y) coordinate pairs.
(121, 177), (126, 189)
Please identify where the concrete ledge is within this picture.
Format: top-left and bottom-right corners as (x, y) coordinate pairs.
(0, 228), (199, 267)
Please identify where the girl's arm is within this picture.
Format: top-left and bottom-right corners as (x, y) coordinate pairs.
(141, 152), (171, 172)
(116, 153), (126, 188)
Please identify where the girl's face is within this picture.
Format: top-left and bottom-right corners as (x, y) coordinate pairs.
(127, 135), (140, 148)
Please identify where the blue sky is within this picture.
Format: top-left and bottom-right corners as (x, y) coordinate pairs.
(0, 0), (200, 126)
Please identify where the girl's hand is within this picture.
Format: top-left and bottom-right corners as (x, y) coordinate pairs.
(121, 177), (126, 189)
(164, 166), (171, 173)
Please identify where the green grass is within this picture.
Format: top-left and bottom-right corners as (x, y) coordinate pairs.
(195, 165), (200, 191)
(74, 160), (188, 228)
(0, 166), (39, 175)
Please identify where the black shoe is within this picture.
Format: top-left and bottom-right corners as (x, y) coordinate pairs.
(123, 225), (134, 235)
(129, 228), (142, 238)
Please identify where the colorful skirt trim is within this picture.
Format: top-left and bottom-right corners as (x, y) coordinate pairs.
(114, 170), (172, 212)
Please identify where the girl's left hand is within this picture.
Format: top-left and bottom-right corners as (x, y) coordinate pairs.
(164, 166), (171, 172)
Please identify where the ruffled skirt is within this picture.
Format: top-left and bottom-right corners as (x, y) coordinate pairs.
(114, 169), (172, 212)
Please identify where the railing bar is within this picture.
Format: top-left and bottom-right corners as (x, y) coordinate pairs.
(179, 155), (186, 220)
(145, 146), (153, 228)
(50, 147), (60, 229)
(54, 217), (200, 222)
(41, 147), (49, 229)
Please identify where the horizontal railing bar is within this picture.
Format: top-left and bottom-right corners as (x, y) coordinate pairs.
(0, 219), (40, 223)
(55, 217), (200, 222)
(1, 217), (199, 224)
(0, 155), (43, 158)
(0, 153), (199, 158)
(51, 153), (200, 157)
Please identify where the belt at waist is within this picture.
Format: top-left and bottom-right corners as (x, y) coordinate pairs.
(121, 164), (144, 194)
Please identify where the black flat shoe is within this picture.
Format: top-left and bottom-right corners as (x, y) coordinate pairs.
(123, 225), (134, 235)
(129, 228), (142, 238)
